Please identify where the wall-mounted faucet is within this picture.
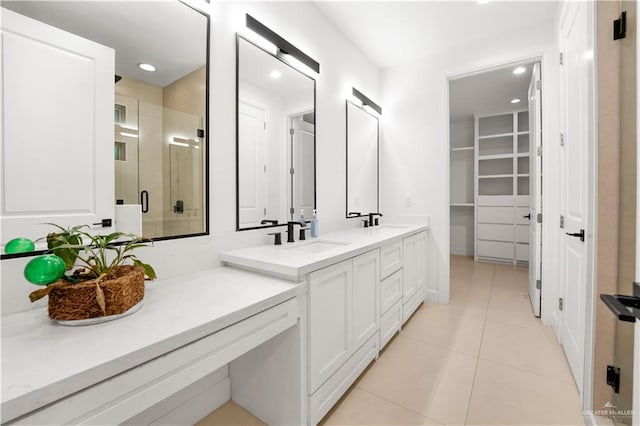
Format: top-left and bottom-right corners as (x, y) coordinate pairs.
(347, 212), (361, 217)
(260, 219), (278, 225)
(368, 212), (383, 227)
(286, 221), (303, 243)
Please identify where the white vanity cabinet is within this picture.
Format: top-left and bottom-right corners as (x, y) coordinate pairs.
(1, 9), (115, 243)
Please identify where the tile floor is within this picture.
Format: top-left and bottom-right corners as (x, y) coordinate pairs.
(198, 256), (585, 425)
(322, 255), (585, 426)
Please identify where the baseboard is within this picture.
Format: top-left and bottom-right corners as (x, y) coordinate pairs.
(450, 247), (472, 256)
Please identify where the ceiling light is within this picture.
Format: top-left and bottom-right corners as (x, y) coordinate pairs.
(510, 98), (521, 104)
(513, 66), (526, 75)
(138, 63), (156, 72)
(269, 70), (281, 79)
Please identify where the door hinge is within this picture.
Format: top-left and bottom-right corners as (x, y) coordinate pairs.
(536, 279), (541, 290)
(560, 215), (565, 229)
(290, 167), (295, 175)
(535, 80), (541, 90)
(560, 133), (565, 146)
(290, 128), (294, 135)
(264, 122), (267, 130)
(607, 365), (621, 393)
(537, 213), (542, 223)
(559, 297), (564, 311)
(537, 146), (542, 156)
(559, 52), (564, 65)
(264, 207), (267, 215)
(613, 11), (627, 41)
(263, 164), (267, 173)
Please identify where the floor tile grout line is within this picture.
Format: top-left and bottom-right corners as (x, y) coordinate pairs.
(463, 262), (495, 425)
(353, 387), (446, 425)
(475, 355), (577, 387)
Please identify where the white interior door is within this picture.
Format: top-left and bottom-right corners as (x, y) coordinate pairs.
(559, 1), (593, 394)
(238, 102), (266, 227)
(291, 115), (315, 218)
(528, 63), (543, 317)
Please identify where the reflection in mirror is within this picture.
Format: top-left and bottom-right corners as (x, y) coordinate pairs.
(346, 101), (379, 217)
(237, 35), (316, 230)
(3, 1), (209, 240)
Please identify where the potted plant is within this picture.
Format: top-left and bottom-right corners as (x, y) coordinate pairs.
(24, 224), (156, 323)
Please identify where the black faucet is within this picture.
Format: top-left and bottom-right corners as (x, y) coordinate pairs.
(368, 212), (383, 227)
(286, 221), (303, 243)
(347, 211), (361, 217)
(260, 219), (278, 225)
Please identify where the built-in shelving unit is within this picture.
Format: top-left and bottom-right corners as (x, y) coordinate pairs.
(474, 111), (530, 265)
(450, 118), (475, 256)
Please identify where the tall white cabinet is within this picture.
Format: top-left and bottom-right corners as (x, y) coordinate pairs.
(474, 111), (530, 265)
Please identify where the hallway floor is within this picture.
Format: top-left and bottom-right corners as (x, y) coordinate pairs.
(322, 255), (585, 425)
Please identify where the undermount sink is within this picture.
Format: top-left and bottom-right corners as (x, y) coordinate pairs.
(376, 225), (409, 229)
(285, 240), (350, 253)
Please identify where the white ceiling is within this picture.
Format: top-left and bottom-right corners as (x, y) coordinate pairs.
(313, 1), (559, 69)
(239, 38), (315, 101)
(2, 1), (207, 87)
(449, 60), (536, 121)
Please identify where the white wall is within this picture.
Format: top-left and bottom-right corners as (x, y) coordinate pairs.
(1, 1), (380, 316)
(380, 30), (560, 314)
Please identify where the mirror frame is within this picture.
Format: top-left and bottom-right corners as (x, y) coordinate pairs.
(345, 99), (380, 219)
(0, 1), (211, 261)
(235, 33), (317, 232)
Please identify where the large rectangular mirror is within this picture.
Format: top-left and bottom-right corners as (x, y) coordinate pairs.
(2, 1), (210, 240)
(236, 35), (316, 230)
(346, 100), (380, 217)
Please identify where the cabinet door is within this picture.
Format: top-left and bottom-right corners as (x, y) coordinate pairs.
(403, 232), (427, 302)
(1, 10), (115, 243)
(308, 260), (352, 393)
(352, 250), (380, 351)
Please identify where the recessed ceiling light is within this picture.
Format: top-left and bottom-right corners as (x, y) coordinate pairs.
(510, 98), (521, 104)
(138, 63), (156, 72)
(269, 70), (282, 79)
(513, 66), (526, 75)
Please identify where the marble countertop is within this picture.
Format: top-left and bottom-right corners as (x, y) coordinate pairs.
(1, 267), (305, 422)
(220, 223), (429, 280)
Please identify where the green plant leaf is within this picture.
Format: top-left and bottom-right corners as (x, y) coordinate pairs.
(134, 259), (156, 280)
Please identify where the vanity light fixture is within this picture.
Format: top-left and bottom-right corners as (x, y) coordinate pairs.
(245, 14), (320, 74)
(512, 66), (526, 75)
(269, 70), (282, 79)
(510, 98), (521, 104)
(352, 87), (382, 115)
(138, 63), (156, 72)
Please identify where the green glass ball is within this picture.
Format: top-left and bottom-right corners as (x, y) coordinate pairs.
(24, 255), (66, 285)
(5, 238), (36, 254)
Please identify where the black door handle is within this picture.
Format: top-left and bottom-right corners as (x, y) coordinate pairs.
(140, 190), (149, 213)
(566, 229), (585, 242)
(523, 213), (531, 220)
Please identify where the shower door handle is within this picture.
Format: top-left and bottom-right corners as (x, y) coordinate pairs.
(140, 190), (149, 213)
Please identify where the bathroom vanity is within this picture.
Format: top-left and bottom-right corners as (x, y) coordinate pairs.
(1, 268), (306, 425)
(221, 223), (429, 424)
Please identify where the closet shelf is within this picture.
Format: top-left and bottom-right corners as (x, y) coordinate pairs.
(477, 132), (513, 140)
(478, 174), (513, 179)
(451, 146), (474, 152)
(450, 203), (474, 207)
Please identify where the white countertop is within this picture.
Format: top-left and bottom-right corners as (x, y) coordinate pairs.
(220, 223), (428, 280)
(1, 267), (305, 422)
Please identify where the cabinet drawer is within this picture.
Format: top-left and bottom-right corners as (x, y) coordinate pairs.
(515, 225), (529, 243)
(515, 207), (530, 224)
(477, 206), (513, 224)
(477, 240), (514, 260)
(308, 333), (378, 425)
(477, 223), (513, 242)
(516, 243), (529, 262)
(15, 298), (299, 425)
(380, 300), (402, 349)
(380, 269), (402, 314)
(380, 242), (402, 279)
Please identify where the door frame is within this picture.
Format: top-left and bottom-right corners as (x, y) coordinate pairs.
(557, 0), (598, 416)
